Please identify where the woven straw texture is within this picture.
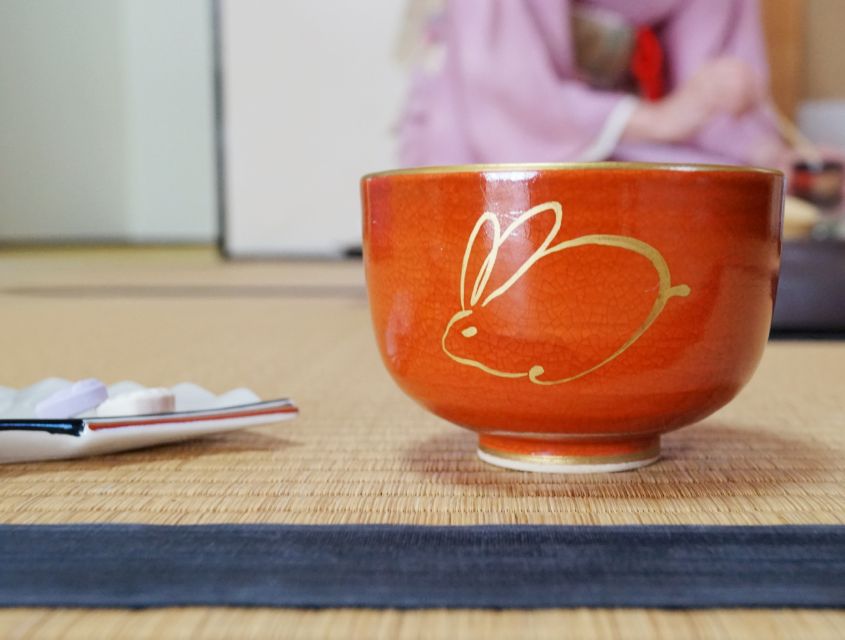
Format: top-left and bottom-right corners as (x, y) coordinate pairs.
(0, 247), (843, 638)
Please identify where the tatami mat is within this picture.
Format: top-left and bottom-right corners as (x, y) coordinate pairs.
(0, 247), (843, 637)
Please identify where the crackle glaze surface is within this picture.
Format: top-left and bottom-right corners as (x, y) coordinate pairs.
(362, 164), (783, 463)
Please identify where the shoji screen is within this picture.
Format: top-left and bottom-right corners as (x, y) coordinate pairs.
(217, 1), (407, 257)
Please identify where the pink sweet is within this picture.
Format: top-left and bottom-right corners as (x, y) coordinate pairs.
(34, 379), (108, 420)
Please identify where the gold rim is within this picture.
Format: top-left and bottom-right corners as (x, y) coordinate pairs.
(478, 444), (660, 467)
(362, 161), (783, 180)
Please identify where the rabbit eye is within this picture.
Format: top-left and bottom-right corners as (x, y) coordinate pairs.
(461, 326), (478, 338)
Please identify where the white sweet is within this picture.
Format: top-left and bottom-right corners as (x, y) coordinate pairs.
(2, 379), (71, 419)
(169, 382), (217, 412)
(0, 385), (19, 416)
(77, 381), (147, 417)
(212, 387), (261, 408)
(96, 387), (176, 417)
(107, 381), (147, 398)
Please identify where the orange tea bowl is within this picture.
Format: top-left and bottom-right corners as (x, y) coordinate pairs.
(361, 163), (784, 473)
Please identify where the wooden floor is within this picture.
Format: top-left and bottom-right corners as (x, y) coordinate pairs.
(0, 247), (843, 639)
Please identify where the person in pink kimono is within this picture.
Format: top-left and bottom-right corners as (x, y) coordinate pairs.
(397, 0), (791, 169)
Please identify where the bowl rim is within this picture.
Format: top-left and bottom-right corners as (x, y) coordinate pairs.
(362, 161), (784, 180)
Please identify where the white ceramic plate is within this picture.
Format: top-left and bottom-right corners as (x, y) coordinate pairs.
(0, 380), (298, 464)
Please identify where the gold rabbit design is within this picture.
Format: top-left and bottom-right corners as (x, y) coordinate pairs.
(441, 201), (691, 385)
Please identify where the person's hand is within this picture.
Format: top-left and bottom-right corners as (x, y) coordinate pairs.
(680, 57), (761, 118)
(749, 136), (800, 172)
(623, 57), (763, 145)
(753, 140), (845, 175)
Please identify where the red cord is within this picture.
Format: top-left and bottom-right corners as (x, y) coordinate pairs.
(631, 26), (665, 101)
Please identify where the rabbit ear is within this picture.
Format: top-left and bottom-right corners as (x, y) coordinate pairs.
(480, 201), (563, 307)
(460, 212), (501, 310)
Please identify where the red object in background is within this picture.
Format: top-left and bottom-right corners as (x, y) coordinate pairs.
(632, 26), (665, 101)
(790, 160), (844, 209)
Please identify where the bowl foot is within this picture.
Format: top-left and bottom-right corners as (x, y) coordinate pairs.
(477, 434), (660, 474)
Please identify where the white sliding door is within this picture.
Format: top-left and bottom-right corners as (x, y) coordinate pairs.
(218, 0), (407, 257)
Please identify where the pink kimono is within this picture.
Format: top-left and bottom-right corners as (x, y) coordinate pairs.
(398, 0), (778, 166)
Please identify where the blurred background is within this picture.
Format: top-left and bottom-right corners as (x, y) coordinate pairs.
(0, 0), (842, 332)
